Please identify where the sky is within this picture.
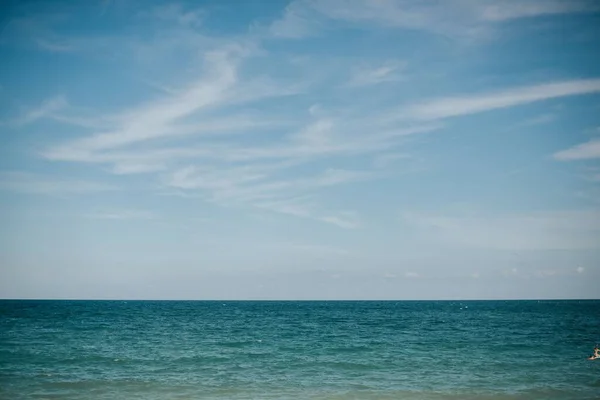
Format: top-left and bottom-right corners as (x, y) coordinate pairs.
(0, 0), (599, 300)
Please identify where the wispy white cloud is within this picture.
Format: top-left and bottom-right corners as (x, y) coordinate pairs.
(319, 211), (360, 229)
(110, 162), (168, 175)
(1, 8), (431, 234)
(14, 95), (68, 125)
(138, 3), (205, 28)
(218, 122), (440, 163)
(79, 49), (237, 150)
(20, 1), (597, 232)
(401, 79), (600, 121)
(33, 65), (434, 226)
(40, 45), (306, 171)
(269, 0), (322, 38)
(479, 0), (597, 21)
(254, 196), (316, 218)
(42, 58), (229, 153)
(164, 165), (367, 228)
(37, 55), (436, 225)
(270, 0), (598, 40)
(12, 95), (116, 130)
(0, 172), (116, 195)
(347, 60), (406, 87)
(553, 137), (600, 161)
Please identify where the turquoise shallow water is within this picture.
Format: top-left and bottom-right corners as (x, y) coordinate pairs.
(1, 300), (599, 399)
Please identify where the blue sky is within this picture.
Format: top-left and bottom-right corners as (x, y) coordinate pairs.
(1, 0), (599, 300)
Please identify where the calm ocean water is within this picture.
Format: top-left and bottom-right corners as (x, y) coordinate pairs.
(1, 300), (599, 399)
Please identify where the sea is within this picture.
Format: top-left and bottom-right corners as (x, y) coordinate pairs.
(1, 300), (599, 400)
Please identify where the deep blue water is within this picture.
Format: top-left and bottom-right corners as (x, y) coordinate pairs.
(1, 300), (599, 399)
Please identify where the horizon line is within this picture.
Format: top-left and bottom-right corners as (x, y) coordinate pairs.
(1, 298), (598, 302)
